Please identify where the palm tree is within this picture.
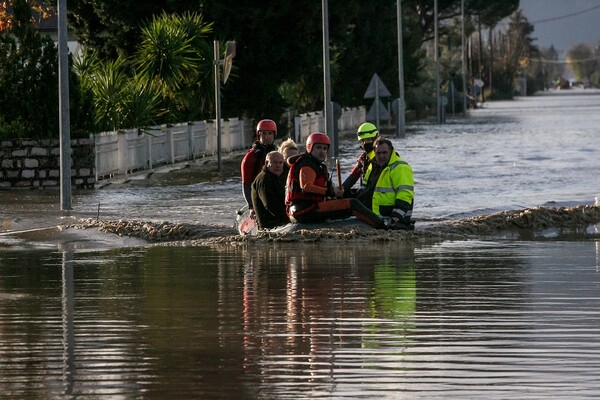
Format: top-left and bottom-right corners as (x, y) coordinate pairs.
(135, 11), (214, 121)
(74, 12), (214, 131)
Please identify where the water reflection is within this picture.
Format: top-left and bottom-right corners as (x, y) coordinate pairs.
(2, 240), (600, 398)
(62, 250), (75, 396)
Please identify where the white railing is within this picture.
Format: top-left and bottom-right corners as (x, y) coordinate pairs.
(94, 118), (252, 180)
(93, 107), (366, 181)
(293, 106), (366, 144)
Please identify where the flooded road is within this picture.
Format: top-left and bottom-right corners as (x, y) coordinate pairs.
(1, 241), (600, 398)
(1, 90), (600, 398)
(65, 90), (600, 225)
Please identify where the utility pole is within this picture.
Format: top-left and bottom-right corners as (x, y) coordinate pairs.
(58, 0), (71, 210)
(478, 17), (484, 103)
(461, 0), (467, 116)
(322, 0), (336, 158)
(213, 40), (223, 172)
(396, 0), (406, 136)
(434, 0), (441, 124)
(488, 26), (494, 99)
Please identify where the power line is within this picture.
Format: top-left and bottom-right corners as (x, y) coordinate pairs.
(530, 54), (600, 64)
(530, 4), (600, 24)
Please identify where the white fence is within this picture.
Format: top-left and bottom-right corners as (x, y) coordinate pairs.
(293, 106), (366, 144)
(94, 118), (252, 180)
(93, 107), (366, 181)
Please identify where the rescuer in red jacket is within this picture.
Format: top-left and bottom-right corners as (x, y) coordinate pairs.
(240, 119), (277, 207)
(285, 132), (386, 229)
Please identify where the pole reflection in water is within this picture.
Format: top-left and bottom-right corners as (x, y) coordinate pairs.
(61, 250), (76, 396)
(286, 256), (298, 347)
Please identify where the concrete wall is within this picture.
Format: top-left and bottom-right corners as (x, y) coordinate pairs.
(0, 138), (95, 189)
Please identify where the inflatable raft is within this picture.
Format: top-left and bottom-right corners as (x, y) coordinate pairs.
(235, 205), (376, 236)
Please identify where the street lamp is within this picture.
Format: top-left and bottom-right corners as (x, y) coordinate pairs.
(396, 0), (406, 136)
(322, 0), (336, 158)
(58, 0), (71, 210)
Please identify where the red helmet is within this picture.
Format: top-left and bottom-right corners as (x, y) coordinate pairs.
(306, 132), (330, 153)
(256, 119), (277, 137)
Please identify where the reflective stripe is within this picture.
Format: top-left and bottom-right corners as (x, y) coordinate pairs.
(388, 160), (408, 171)
(394, 184), (414, 192)
(375, 185), (413, 194)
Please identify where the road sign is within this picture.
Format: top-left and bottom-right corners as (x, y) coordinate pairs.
(223, 41), (236, 83)
(366, 99), (390, 122)
(364, 73), (391, 99)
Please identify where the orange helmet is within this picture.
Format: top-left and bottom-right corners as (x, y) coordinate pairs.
(306, 132), (330, 153)
(256, 119), (277, 137)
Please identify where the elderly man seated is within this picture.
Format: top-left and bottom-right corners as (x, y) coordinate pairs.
(251, 151), (289, 229)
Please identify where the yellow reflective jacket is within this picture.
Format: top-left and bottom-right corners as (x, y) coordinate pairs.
(365, 151), (414, 216)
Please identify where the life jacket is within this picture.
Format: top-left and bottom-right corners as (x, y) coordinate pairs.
(285, 153), (329, 208)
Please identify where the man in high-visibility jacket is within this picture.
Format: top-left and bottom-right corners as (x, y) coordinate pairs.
(364, 137), (414, 230)
(342, 122), (380, 209)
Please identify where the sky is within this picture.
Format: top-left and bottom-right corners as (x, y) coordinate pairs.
(518, 0), (600, 55)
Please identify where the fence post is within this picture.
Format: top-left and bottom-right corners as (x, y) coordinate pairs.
(188, 122), (194, 160)
(147, 132), (153, 169)
(93, 133), (99, 182)
(117, 130), (128, 175)
(167, 125), (175, 164)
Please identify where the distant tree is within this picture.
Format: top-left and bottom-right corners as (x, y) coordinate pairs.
(486, 10), (537, 97)
(532, 45), (564, 90)
(567, 44), (599, 85)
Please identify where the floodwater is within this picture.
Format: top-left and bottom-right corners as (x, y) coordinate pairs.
(2, 90), (600, 398)
(66, 90), (600, 225)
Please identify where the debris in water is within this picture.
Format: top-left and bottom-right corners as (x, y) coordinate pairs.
(67, 205), (600, 246)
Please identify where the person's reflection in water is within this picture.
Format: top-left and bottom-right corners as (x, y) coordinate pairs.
(239, 244), (417, 384)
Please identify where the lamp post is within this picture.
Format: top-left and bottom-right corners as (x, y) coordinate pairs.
(396, 0), (406, 136)
(213, 40), (222, 172)
(461, 0), (467, 116)
(434, 0), (441, 124)
(322, 0), (336, 158)
(58, 0), (71, 210)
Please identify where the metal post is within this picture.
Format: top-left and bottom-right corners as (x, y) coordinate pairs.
(375, 78), (380, 128)
(461, 0), (467, 115)
(213, 40), (222, 172)
(58, 0), (71, 209)
(396, 0), (406, 136)
(322, 0), (336, 158)
(434, 0), (441, 124)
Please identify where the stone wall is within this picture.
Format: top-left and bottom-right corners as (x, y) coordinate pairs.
(0, 138), (95, 189)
